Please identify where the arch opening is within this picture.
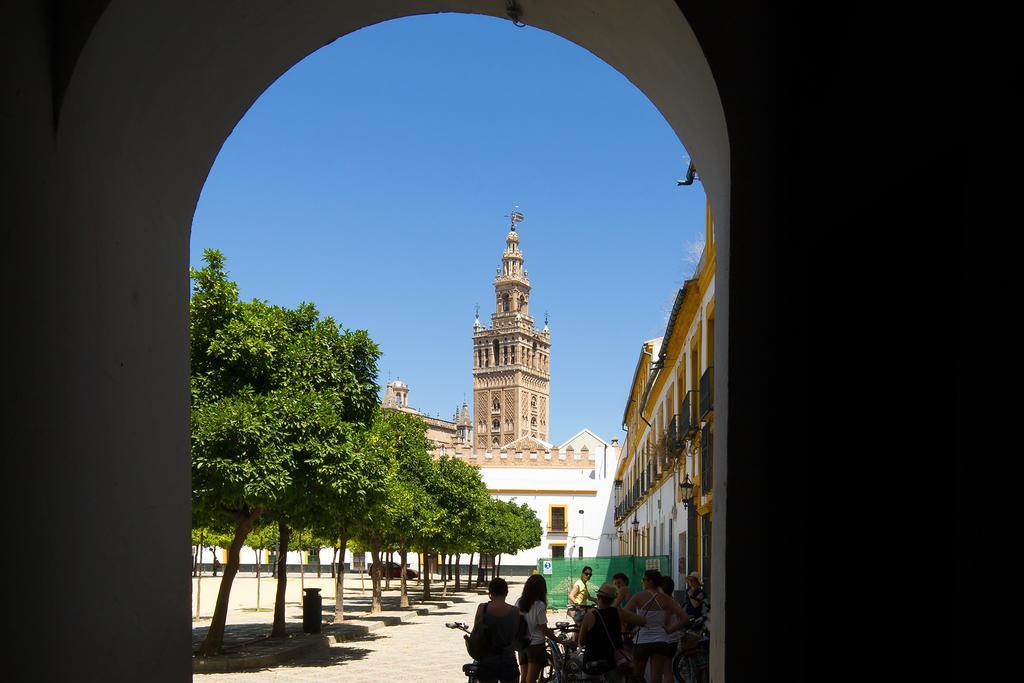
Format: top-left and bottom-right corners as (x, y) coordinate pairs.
(51, 1), (732, 677)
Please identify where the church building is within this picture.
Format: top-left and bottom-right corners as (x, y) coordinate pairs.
(450, 213), (620, 573)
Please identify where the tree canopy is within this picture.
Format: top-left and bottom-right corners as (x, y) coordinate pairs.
(190, 249), (379, 654)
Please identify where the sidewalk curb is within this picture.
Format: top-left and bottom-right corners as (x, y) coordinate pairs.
(192, 594), (474, 673)
(192, 633), (331, 673)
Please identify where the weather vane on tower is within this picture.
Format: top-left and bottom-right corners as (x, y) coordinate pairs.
(505, 206), (525, 231)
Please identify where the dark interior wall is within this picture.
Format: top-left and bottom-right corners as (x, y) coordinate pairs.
(4, 2), (194, 678)
(674, 3), (804, 679)
(677, 4), (961, 681)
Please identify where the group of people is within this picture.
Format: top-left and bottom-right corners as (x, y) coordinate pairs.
(470, 567), (706, 683)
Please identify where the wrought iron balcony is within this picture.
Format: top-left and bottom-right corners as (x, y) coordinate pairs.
(667, 416), (682, 455)
(700, 422), (713, 496)
(680, 390), (698, 437)
(699, 367), (714, 419)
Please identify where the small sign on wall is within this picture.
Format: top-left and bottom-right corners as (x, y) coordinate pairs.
(646, 559), (660, 570)
(542, 560), (553, 575)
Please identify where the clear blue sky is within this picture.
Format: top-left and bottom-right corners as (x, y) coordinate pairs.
(190, 13), (707, 444)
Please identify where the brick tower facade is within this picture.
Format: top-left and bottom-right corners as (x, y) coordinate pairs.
(472, 213), (551, 448)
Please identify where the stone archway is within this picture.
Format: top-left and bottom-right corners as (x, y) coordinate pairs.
(10, 1), (751, 679)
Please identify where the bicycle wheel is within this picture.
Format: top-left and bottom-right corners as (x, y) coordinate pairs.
(672, 650), (686, 682)
(538, 647), (556, 683)
(674, 652), (695, 683)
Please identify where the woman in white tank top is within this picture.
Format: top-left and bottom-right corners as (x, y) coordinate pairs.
(623, 570), (690, 682)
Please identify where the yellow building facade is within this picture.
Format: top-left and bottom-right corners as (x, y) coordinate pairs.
(614, 199), (716, 594)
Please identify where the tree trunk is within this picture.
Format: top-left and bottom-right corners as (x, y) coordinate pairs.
(385, 550), (392, 591)
(331, 545), (338, 579)
(369, 539), (383, 614)
(193, 543), (200, 577)
(442, 550), (449, 597)
(316, 547), (322, 578)
(194, 530), (205, 618)
(299, 531), (305, 593)
(256, 545), (262, 611)
(334, 526), (348, 623)
(399, 547), (410, 607)
(455, 553), (461, 590)
(497, 554), (502, 579)
(272, 522), (291, 638)
(477, 553), (486, 588)
(197, 508), (262, 656)
(422, 551), (432, 600)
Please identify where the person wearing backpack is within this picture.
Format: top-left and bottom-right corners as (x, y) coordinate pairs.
(577, 582), (647, 681)
(470, 577), (522, 683)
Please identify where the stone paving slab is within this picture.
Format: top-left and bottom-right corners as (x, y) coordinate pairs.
(194, 596), (487, 681)
(193, 578), (528, 681)
(193, 593), (472, 673)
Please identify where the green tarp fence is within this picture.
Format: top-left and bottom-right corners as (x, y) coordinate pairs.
(536, 555), (670, 610)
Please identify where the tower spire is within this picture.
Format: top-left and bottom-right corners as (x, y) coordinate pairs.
(473, 211), (549, 450)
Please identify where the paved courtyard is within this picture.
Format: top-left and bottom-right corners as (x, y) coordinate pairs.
(193, 576), (532, 682)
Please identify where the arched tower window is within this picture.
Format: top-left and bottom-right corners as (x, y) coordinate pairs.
(531, 396), (537, 409)
(492, 397), (500, 412)
(502, 294), (510, 312)
(492, 418), (500, 431)
(493, 339), (500, 364)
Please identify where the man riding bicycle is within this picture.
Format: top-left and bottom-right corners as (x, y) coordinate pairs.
(567, 566), (597, 624)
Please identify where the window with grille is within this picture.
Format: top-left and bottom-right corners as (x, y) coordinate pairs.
(701, 423), (713, 495)
(550, 505), (567, 532)
(701, 514), (712, 598)
(551, 545), (565, 559)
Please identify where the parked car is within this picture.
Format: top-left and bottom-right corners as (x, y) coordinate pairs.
(368, 561), (418, 580)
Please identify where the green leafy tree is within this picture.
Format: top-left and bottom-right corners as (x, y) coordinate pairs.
(383, 413), (440, 607)
(190, 250), (379, 653)
(474, 498), (542, 579)
(422, 456), (489, 597)
(353, 408), (438, 612)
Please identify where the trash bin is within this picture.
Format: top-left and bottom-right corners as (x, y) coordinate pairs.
(302, 588), (322, 634)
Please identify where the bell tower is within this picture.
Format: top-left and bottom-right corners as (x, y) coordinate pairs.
(472, 211), (551, 448)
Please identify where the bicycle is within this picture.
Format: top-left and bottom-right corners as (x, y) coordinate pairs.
(672, 615), (710, 683)
(446, 621), (481, 683)
(542, 620), (641, 683)
(540, 620), (581, 683)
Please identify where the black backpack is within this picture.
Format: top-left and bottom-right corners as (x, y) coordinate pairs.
(466, 603), (531, 659)
(466, 604), (492, 660)
(513, 611), (531, 651)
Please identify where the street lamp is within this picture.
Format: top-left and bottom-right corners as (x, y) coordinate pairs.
(678, 475), (695, 507)
(577, 509), (585, 558)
